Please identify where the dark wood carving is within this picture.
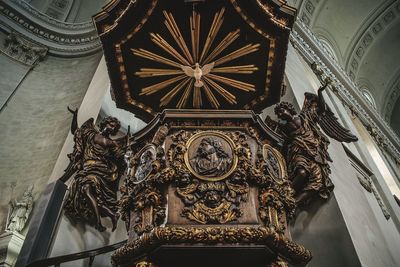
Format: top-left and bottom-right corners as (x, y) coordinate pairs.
(115, 110), (311, 267)
(90, 1), (322, 266)
(62, 108), (128, 232)
(93, 0), (296, 122)
(272, 85), (358, 206)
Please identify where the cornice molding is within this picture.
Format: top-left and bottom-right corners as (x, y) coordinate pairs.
(0, 0), (101, 56)
(291, 20), (400, 165)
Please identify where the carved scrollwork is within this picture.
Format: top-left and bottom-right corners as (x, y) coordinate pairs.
(119, 126), (171, 233)
(259, 188), (288, 234)
(131, 186), (166, 235)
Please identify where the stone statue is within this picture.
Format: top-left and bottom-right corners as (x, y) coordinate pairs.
(190, 137), (232, 177)
(273, 84), (358, 206)
(6, 185), (34, 233)
(62, 108), (128, 232)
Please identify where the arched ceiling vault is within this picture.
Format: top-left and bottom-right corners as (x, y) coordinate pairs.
(292, 0), (400, 136)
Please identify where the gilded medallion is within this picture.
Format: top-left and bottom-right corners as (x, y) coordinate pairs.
(132, 144), (157, 184)
(184, 132), (237, 181)
(262, 144), (287, 184)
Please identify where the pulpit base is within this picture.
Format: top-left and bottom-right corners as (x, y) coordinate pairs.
(148, 244), (277, 267)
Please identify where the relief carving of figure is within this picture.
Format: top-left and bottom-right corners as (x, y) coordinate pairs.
(62, 108), (128, 232)
(273, 84), (357, 205)
(190, 137), (232, 177)
(134, 150), (155, 183)
(6, 185), (34, 233)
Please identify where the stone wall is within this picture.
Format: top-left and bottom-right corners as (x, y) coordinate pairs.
(0, 52), (102, 233)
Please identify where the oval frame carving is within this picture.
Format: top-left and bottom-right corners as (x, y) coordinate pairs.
(184, 131), (238, 182)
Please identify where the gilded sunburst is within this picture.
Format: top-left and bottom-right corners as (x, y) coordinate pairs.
(132, 8), (260, 109)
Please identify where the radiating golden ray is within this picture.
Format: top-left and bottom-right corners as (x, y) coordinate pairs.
(199, 7), (225, 63)
(163, 11), (194, 64)
(202, 82), (220, 108)
(132, 48), (181, 68)
(177, 79), (194, 108)
(211, 65), (258, 74)
(160, 77), (191, 106)
(190, 11), (200, 63)
(207, 73), (255, 92)
(203, 29), (240, 64)
(150, 33), (191, 65)
(133, 7), (261, 109)
(214, 43), (260, 66)
(140, 75), (186, 95)
(193, 86), (202, 108)
(135, 68), (183, 77)
(203, 76), (236, 105)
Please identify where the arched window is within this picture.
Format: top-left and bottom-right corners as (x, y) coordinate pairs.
(361, 88), (376, 109)
(318, 38), (339, 63)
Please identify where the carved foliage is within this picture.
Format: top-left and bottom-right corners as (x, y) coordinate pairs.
(131, 186), (166, 235)
(112, 226), (312, 267)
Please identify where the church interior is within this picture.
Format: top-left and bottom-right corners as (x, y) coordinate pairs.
(0, 0), (400, 266)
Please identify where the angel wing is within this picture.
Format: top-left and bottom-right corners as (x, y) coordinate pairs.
(201, 62), (215, 75)
(180, 65), (194, 77)
(302, 89), (358, 143)
(319, 104), (358, 142)
(59, 114), (99, 182)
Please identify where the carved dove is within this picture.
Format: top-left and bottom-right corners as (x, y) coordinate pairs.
(180, 62), (215, 87)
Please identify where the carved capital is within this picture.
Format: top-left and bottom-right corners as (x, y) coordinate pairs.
(3, 32), (48, 66)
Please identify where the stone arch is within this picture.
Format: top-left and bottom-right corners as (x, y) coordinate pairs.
(313, 28), (344, 66)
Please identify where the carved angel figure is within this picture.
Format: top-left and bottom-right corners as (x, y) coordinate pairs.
(6, 185), (34, 233)
(62, 108), (127, 232)
(273, 85), (357, 205)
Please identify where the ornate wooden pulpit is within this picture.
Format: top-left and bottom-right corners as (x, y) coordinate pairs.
(94, 0), (312, 266)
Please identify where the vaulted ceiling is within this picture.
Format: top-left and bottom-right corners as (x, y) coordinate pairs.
(290, 0), (400, 136)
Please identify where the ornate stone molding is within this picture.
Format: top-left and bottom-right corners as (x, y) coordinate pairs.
(298, 0), (320, 27)
(10, 0), (94, 29)
(2, 32), (47, 66)
(383, 74), (400, 123)
(0, 1), (101, 56)
(290, 20), (400, 165)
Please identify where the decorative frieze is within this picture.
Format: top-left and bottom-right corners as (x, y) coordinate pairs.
(0, 1), (101, 56)
(2, 32), (47, 66)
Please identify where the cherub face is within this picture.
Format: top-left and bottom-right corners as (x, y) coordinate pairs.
(276, 107), (292, 121)
(103, 121), (119, 135)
